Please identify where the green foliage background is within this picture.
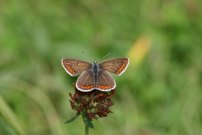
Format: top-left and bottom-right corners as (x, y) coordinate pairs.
(0, 0), (202, 135)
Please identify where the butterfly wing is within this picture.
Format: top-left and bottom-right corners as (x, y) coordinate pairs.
(61, 59), (91, 76)
(99, 58), (129, 75)
(76, 70), (95, 92)
(96, 70), (116, 91)
(62, 58), (128, 92)
(76, 70), (115, 92)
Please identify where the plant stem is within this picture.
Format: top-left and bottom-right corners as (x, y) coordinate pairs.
(85, 125), (89, 135)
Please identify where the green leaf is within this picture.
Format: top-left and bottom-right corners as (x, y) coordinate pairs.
(81, 112), (94, 129)
(65, 113), (80, 124)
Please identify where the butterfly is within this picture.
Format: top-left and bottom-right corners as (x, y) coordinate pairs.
(61, 58), (129, 92)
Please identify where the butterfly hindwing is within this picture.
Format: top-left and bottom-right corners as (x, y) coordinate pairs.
(96, 70), (116, 91)
(76, 70), (116, 92)
(76, 70), (95, 92)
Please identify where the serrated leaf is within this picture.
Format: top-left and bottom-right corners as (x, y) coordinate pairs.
(82, 113), (94, 129)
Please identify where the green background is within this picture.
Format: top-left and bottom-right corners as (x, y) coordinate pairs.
(0, 0), (202, 135)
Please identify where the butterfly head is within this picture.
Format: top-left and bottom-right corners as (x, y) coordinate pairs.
(93, 60), (97, 64)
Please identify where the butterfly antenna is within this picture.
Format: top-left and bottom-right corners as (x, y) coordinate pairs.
(80, 51), (93, 62)
(81, 51), (85, 55)
(97, 52), (112, 62)
(80, 51), (88, 58)
(102, 52), (111, 59)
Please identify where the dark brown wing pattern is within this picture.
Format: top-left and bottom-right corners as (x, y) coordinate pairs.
(99, 58), (129, 75)
(61, 59), (91, 76)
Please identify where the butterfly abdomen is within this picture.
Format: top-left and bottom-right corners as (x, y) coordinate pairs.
(92, 63), (100, 86)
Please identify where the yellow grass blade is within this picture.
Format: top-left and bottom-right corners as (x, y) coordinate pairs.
(128, 35), (152, 67)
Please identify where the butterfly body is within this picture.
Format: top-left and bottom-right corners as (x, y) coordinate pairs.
(91, 61), (99, 86)
(61, 58), (129, 92)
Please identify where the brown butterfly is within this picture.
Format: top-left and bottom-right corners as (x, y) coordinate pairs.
(61, 58), (129, 92)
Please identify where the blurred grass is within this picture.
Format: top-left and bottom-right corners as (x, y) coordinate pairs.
(0, 0), (202, 135)
(0, 96), (25, 135)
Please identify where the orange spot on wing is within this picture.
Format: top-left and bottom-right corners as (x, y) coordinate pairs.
(97, 85), (112, 89)
(116, 63), (127, 74)
(79, 85), (94, 89)
(66, 65), (75, 74)
(78, 85), (113, 90)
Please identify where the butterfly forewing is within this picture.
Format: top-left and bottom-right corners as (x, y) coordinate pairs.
(61, 59), (91, 76)
(99, 58), (129, 75)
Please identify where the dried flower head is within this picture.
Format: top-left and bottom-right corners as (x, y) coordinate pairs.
(69, 87), (115, 121)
